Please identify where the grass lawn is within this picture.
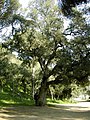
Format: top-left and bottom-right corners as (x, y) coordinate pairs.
(0, 91), (76, 108)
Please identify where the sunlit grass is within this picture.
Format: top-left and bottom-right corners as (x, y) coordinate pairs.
(0, 91), (77, 108)
(47, 98), (76, 105)
(0, 91), (34, 107)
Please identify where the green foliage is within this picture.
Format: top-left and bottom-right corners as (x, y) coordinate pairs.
(0, 0), (20, 29)
(60, 0), (88, 16)
(0, 44), (33, 99)
(0, 91), (34, 107)
(1, 0), (90, 106)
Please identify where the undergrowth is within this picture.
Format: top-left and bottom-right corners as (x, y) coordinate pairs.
(0, 91), (34, 107)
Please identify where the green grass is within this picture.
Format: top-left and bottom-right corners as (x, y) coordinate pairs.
(0, 91), (77, 108)
(0, 91), (34, 107)
(47, 98), (76, 105)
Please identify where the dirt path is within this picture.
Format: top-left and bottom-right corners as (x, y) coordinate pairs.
(0, 102), (90, 120)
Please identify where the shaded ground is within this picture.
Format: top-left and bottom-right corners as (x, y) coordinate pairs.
(0, 101), (90, 120)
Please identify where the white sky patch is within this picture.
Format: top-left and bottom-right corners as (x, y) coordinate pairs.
(12, 51), (18, 57)
(64, 18), (70, 30)
(19, 0), (31, 8)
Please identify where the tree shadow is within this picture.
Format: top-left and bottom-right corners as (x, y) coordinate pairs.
(0, 104), (90, 120)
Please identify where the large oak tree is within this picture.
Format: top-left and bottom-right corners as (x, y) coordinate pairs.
(3, 0), (90, 106)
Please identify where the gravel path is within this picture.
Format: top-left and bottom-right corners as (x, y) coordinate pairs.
(0, 101), (90, 120)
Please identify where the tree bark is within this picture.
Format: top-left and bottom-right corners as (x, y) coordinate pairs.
(0, 80), (3, 92)
(34, 77), (48, 106)
(22, 78), (26, 93)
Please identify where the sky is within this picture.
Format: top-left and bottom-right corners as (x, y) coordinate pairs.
(19, 0), (32, 8)
(19, 0), (30, 8)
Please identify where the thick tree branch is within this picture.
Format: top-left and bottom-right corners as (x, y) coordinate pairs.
(38, 57), (45, 72)
(46, 39), (58, 67)
(47, 74), (63, 86)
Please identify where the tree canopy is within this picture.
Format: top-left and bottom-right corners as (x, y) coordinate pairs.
(0, 0), (90, 106)
(0, 0), (20, 30)
(60, 0), (89, 16)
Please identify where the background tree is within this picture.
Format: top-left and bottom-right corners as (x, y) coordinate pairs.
(0, 43), (33, 99)
(0, 44), (9, 92)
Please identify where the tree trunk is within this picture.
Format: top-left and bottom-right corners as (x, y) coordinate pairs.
(0, 80), (3, 92)
(34, 78), (48, 106)
(22, 78), (26, 93)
